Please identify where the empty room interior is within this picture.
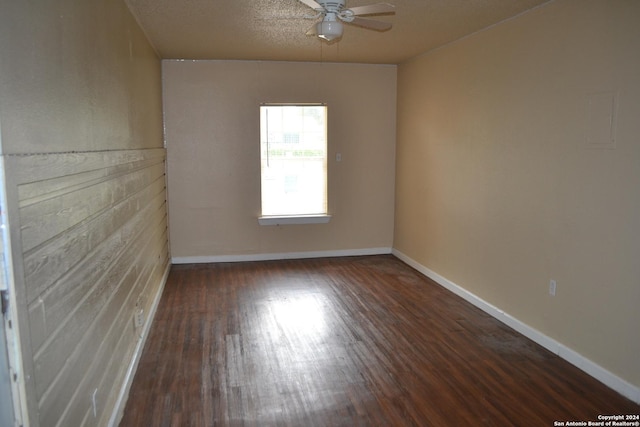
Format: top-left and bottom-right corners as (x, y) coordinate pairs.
(0, 0), (639, 426)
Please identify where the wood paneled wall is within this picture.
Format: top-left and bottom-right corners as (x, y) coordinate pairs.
(3, 148), (170, 426)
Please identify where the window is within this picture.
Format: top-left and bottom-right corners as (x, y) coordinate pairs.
(259, 104), (329, 225)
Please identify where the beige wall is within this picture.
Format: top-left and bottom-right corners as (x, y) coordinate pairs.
(0, 1), (162, 154)
(164, 60), (397, 260)
(0, 1), (169, 426)
(395, 0), (640, 389)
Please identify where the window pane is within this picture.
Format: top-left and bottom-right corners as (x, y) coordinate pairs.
(260, 105), (327, 216)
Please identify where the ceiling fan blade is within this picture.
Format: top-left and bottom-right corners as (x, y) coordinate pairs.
(350, 16), (392, 31)
(347, 3), (395, 16)
(305, 22), (319, 36)
(297, 0), (324, 10)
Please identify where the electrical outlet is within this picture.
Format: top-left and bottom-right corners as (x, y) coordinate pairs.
(549, 279), (557, 296)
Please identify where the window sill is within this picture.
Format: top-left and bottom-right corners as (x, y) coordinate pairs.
(258, 215), (332, 226)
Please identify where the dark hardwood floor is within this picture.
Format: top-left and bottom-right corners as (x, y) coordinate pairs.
(119, 255), (639, 426)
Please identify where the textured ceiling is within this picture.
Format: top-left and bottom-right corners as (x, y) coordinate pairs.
(126, 0), (551, 64)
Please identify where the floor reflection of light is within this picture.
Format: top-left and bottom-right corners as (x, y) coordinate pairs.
(270, 293), (327, 337)
(237, 291), (359, 423)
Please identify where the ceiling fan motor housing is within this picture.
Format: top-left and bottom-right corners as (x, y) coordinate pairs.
(317, 0), (346, 13)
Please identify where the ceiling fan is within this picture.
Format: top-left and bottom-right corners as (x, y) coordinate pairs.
(297, 0), (396, 43)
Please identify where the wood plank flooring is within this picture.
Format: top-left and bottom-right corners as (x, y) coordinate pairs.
(119, 255), (639, 426)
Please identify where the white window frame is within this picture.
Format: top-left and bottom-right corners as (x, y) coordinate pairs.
(258, 103), (331, 226)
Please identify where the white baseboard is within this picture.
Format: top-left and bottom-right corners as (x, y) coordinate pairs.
(108, 261), (171, 427)
(391, 248), (640, 404)
(172, 247), (393, 264)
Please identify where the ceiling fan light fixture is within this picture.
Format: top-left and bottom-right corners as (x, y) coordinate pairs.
(316, 19), (343, 42)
